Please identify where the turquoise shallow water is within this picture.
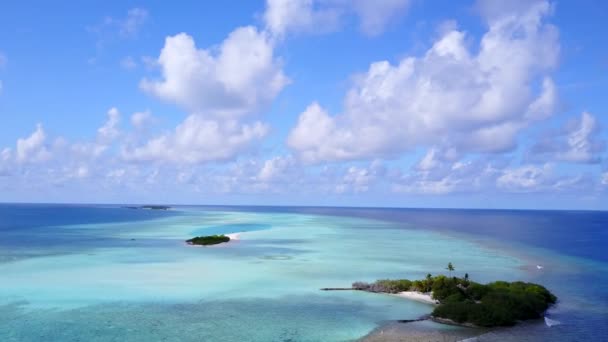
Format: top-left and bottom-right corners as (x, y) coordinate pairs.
(0, 205), (606, 341)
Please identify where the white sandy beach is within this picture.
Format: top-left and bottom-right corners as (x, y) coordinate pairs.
(392, 291), (439, 305)
(226, 232), (241, 240)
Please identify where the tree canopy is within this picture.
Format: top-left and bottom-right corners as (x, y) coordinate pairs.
(352, 273), (556, 327)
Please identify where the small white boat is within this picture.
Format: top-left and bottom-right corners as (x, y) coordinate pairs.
(536, 265), (544, 270)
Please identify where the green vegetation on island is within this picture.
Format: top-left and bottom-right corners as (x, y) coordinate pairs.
(141, 205), (171, 210)
(352, 263), (557, 327)
(124, 205), (172, 210)
(186, 235), (231, 246)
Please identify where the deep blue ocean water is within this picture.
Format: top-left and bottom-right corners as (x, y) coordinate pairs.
(0, 203), (175, 231)
(0, 204), (607, 341)
(0, 204), (178, 261)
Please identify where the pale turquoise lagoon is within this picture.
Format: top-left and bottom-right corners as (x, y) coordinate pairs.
(1, 205), (607, 341)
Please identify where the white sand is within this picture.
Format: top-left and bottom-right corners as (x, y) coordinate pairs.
(226, 232), (242, 240)
(392, 291), (439, 305)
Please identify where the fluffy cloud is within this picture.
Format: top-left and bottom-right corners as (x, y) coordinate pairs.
(0, 118), (599, 200)
(264, 0), (411, 37)
(1, 148), (10, 161)
(122, 116), (268, 164)
(3, 108), (123, 172)
(131, 110), (153, 129)
(134, 26), (289, 164)
(71, 108), (122, 158)
(393, 176), (462, 195)
(495, 163), (589, 193)
(530, 112), (604, 163)
(335, 162), (385, 193)
(497, 164), (553, 192)
(97, 107), (121, 143)
(288, 0), (559, 163)
(264, 0), (341, 36)
(389, 154), (592, 195)
(140, 28), (288, 118)
(415, 148), (459, 171)
(257, 155), (297, 182)
(0, 148), (12, 176)
(0, 109), (147, 192)
(16, 124), (51, 163)
(210, 157), (387, 195)
(392, 157), (502, 194)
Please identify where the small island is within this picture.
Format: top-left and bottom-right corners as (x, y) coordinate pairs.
(186, 235), (231, 246)
(125, 205), (172, 210)
(142, 205), (171, 210)
(346, 264), (557, 328)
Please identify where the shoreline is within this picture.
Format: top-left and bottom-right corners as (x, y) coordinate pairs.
(390, 291), (439, 305)
(360, 320), (486, 342)
(226, 232), (241, 240)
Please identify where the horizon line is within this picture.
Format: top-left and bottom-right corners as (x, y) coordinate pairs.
(0, 201), (605, 213)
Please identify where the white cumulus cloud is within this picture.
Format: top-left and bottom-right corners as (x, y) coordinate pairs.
(264, 0), (411, 37)
(140, 28), (288, 118)
(530, 112), (604, 163)
(496, 163), (590, 193)
(264, 0), (341, 37)
(497, 164), (552, 192)
(123, 116), (268, 164)
(16, 124), (52, 163)
(97, 107), (121, 143)
(392, 157), (500, 194)
(288, 0), (559, 163)
(131, 110), (153, 129)
(415, 148), (459, 171)
(336, 165), (376, 193)
(70, 107), (123, 159)
(0, 148), (12, 176)
(135, 26), (289, 164)
(257, 155), (296, 182)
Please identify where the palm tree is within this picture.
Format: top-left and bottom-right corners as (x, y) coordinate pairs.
(446, 262), (454, 277)
(425, 273), (433, 292)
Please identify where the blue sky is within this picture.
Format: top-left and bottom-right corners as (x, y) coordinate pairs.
(0, 0), (607, 209)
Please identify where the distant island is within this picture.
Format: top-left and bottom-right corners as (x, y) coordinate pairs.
(332, 263), (557, 328)
(124, 205), (172, 210)
(186, 235), (231, 246)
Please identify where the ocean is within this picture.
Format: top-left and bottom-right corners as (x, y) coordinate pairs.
(0, 204), (607, 341)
